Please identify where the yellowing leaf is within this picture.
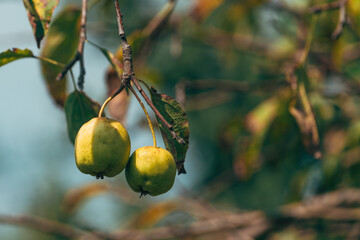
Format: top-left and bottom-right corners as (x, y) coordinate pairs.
(40, 6), (81, 107)
(234, 97), (280, 179)
(62, 182), (110, 214)
(245, 97), (279, 135)
(191, 0), (225, 21)
(129, 202), (179, 229)
(23, 0), (59, 48)
(0, 48), (34, 67)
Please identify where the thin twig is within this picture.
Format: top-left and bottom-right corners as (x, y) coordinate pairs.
(298, 14), (317, 66)
(0, 215), (86, 239)
(133, 78), (186, 144)
(128, 84), (157, 147)
(332, 0), (347, 39)
(57, 0), (87, 90)
(113, 0), (185, 145)
(308, 0), (343, 14)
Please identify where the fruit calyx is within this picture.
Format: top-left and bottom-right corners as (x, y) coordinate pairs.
(139, 187), (149, 198)
(96, 173), (104, 179)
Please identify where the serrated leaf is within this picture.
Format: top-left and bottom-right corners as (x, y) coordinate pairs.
(40, 6), (81, 107)
(64, 91), (101, 144)
(0, 48), (34, 67)
(150, 88), (189, 174)
(23, 0), (59, 48)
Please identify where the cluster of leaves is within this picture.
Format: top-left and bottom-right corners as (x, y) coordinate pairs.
(0, 0), (189, 173)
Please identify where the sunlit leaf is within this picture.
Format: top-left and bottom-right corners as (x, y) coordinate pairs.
(191, 0), (225, 21)
(40, 6), (81, 107)
(0, 48), (34, 67)
(23, 0), (59, 48)
(64, 91), (101, 144)
(150, 88), (189, 174)
(234, 97), (280, 179)
(129, 202), (179, 229)
(62, 182), (110, 214)
(289, 68), (322, 159)
(63, 182), (143, 214)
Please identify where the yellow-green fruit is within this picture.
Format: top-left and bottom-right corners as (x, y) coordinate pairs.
(125, 146), (176, 196)
(75, 117), (131, 178)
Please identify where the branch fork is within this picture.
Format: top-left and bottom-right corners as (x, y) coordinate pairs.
(112, 0), (185, 145)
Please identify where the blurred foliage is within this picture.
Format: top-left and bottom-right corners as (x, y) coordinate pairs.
(3, 0), (360, 239)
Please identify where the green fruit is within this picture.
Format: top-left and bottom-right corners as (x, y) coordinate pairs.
(75, 117), (131, 178)
(125, 146), (176, 196)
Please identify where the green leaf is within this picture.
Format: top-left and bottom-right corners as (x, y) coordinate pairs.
(23, 0), (59, 48)
(40, 6), (81, 107)
(0, 48), (34, 67)
(150, 87), (189, 174)
(64, 91), (101, 144)
(235, 97), (280, 179)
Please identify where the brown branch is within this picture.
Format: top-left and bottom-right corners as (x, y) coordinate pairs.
(57, 0), (87, 90)
(109, 189), (360, 239)
(113, 0), (185, 145)
(308, 0), (344, 14)
(5, 189), (360, 240)
(332, 0), (347, 39)
(0, 214), (94, 239)
(133, 78), (186, 144)
(114, 0), (133, 83)
(110, 82), (126, 99)
(110, 212), (266, 240)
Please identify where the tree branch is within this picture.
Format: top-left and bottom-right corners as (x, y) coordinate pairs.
(4, 189), (360, 239)
(0, 215), (87, 239)
(308, 0), (344, 14)
(332, 0), (347, 39)
(113, 0), (185, 145)
(114, 0), (133, 84)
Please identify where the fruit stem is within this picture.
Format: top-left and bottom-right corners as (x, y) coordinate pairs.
(69, 69), (78, 91)
(128, 85), (157, 147)
(99, 96), (112, 118)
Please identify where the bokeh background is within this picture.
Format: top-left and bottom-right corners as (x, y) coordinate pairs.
(1, 0), (360, 239)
